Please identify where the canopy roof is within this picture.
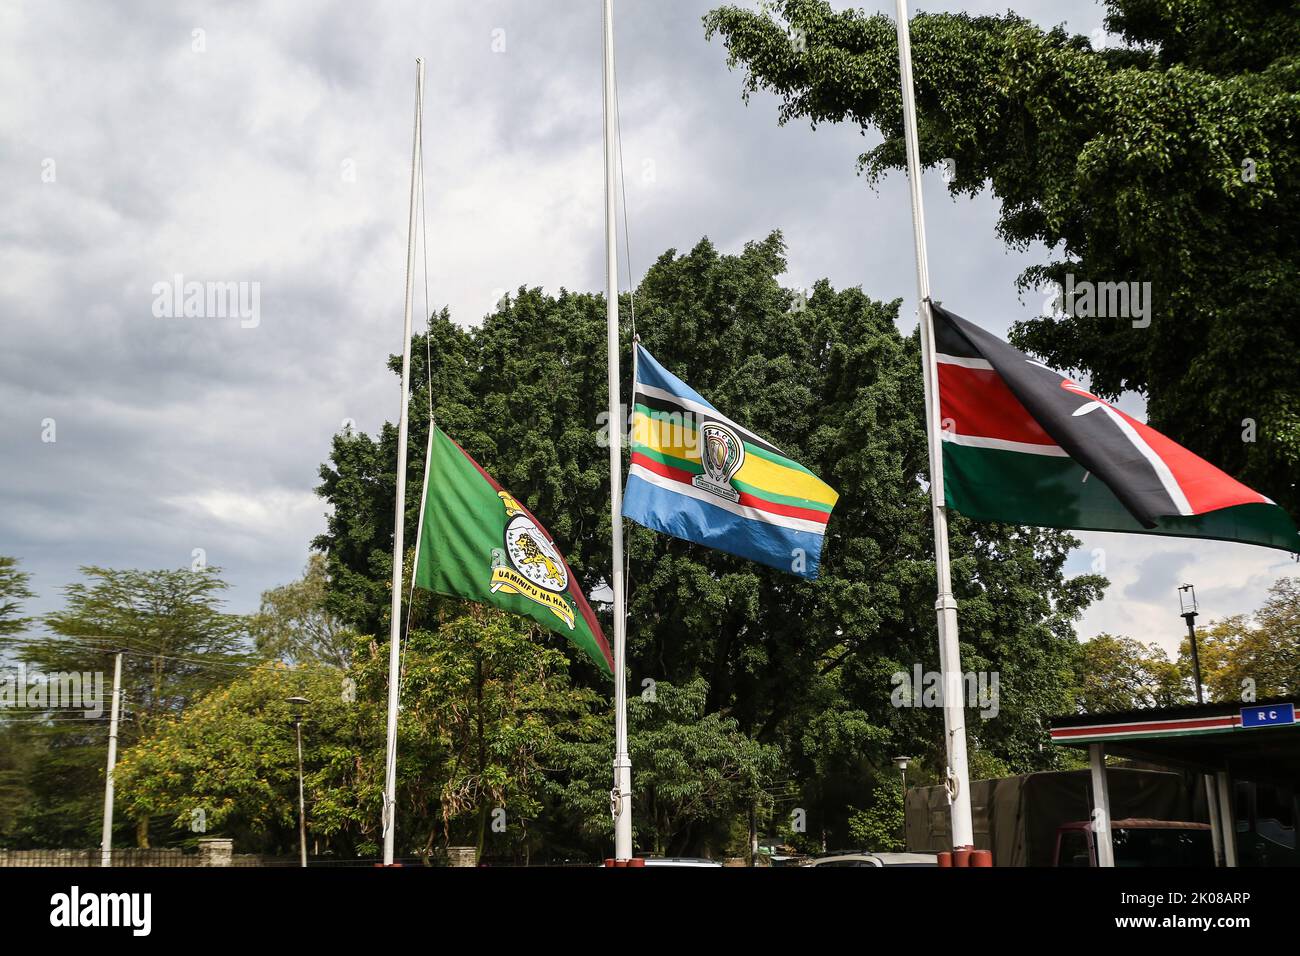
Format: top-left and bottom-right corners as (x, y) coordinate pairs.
(1050, 697), (1300, 786)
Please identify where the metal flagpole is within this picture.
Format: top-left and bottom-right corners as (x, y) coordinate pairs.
(602, 0), (633, 861)
(382, 56), (424, 867)
(99, 649), (123, 868)
(893, 0), (974, 850)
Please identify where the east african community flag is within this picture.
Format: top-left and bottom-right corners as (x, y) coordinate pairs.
(414, 425), (614, 676)
(622, 345), (840, 578)
(934, 303), (1300, 552)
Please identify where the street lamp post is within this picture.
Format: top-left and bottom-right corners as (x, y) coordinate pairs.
(893, 756), (911, 850)
(1177, 586), (1226, 865)
(286, 696), (310, 868)
(1178, 585), (1205, 704)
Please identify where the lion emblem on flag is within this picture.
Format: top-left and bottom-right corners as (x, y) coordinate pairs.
(488, 491), (575, 628)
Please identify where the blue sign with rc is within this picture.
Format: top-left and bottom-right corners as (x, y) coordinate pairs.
(1240, 703), (1296, 728)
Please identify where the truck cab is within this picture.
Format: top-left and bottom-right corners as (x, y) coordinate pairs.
(1054, 818), (1214, 867)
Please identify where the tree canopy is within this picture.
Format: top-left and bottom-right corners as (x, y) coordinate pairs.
(113, 662), (354, 854)
(1076, 632), (1189, 711)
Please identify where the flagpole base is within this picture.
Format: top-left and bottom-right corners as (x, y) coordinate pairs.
(612, 754), (633, 860)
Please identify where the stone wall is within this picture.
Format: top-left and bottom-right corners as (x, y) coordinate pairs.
(3, 839), (246, 867)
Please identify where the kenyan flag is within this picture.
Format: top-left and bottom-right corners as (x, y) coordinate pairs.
(413, 425), (614, 677)
(934, 304), (1300, 552)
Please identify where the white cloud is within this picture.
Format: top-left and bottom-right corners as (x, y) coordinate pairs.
(1070, 532), (1296, 654)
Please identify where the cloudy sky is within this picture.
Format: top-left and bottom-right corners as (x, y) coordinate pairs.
(2, 0), (1293, 654)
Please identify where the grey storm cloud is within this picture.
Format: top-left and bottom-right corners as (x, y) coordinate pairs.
(1, 0), (1278, 645)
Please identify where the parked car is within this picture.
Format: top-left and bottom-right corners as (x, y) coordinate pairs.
(638, 857), (724, 868)
(805, 852), (938, 867)
(600, 857), (724, 867)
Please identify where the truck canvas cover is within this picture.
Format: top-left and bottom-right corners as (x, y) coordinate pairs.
(905, 768), (1204, 866)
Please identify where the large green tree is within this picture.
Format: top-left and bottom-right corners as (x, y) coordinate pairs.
(704, 0), (1300, 516)
(314, 233), (1105, 852)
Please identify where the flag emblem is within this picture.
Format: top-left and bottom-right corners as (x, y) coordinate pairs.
(490, 491), (575, 628)
(693, 421), (745, 502)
